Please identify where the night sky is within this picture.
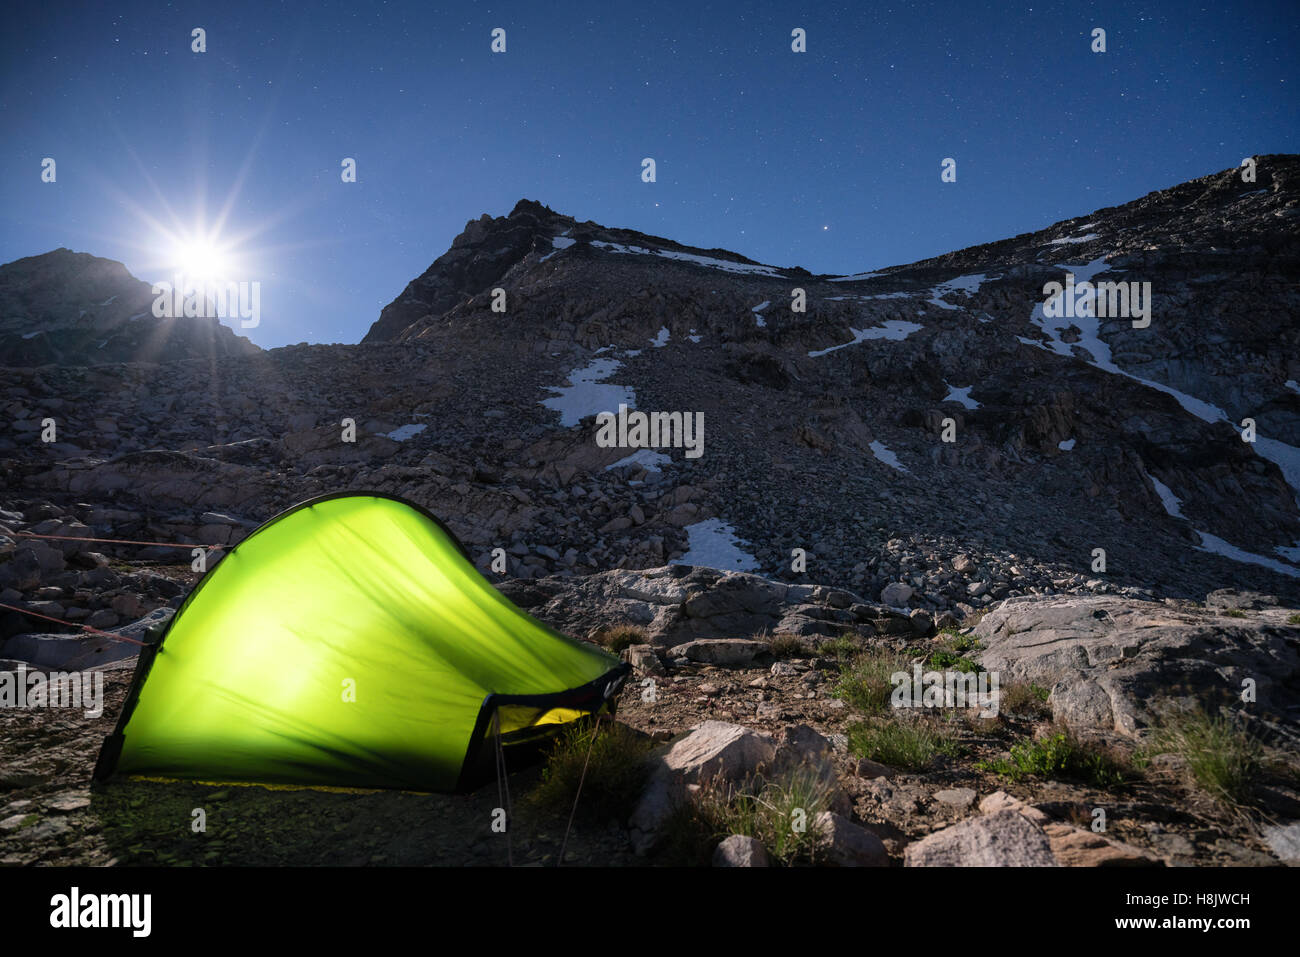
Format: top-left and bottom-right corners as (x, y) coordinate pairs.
(2, 0), (1297, 347)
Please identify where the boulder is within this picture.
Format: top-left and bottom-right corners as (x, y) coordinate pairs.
(629, 721), (777, 854)
(624, 643), (665, 676)
(814, 811), (889, 866)
(978, 790), (1048, 824)
(904, 810), (1059, 866)
(667, 638), (770, 666)
(932, 787), (977, 809)
(974, 595), (1300, 736)
(1261, 822), (1300, 864)
(1042, 823), (1163, 867)
(880, 582), (913, 606)
(713, 835), (770, 867)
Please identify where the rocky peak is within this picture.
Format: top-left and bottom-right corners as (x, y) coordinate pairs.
(0, 248), (261, 367)
(361, 198), (790, 343)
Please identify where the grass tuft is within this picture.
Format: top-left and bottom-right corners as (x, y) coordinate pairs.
(591, 624), (647, 654)
(768, 633), (811, 659)
(833, 648), (912, 714)
(1141, 707), (1263, 809)
(847, 716), (963, 771)
(998, 681), (1053, 720)
(529, 719), (654, 822)
(977, 726), (1129, 789)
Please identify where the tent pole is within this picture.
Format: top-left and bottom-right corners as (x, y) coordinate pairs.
(492, 708), (513, 867)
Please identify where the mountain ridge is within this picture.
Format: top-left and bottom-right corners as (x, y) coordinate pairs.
(0, 248), (261, 367)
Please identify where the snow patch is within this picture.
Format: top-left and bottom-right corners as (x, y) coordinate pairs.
(539, 234), (577, 262)
(540, 357), (635, 427)
(807, 320), (923, 357)
(1150, 474), (1186, 520)
(590, 240), (784, 277)
(1058, 438), (1076, 451)
(385, 424), (427, 442)
(869, 440), (909, 473)
(943, 383), (980, 410)
(650, 327), (670, 348)
(1028, 257), (1229, 423)
(927, 273), (989, 310)
(675, 519), (761, 572)
(1150, 474), (1299, 577)
(1196, 532), (1300, 578)
(1048, 233), (1098, 245)
(606, 449), (673, 473)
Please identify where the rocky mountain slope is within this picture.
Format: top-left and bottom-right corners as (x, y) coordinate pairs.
(3, 161), (1300, 612)
(0, 249), (261, 367)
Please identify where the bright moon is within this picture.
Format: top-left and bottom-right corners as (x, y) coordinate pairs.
(175, 240), (229, 280)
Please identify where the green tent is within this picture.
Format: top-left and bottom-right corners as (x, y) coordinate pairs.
(94, 492), (629, 792)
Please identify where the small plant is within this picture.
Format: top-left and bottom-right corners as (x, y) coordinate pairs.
(817, 634), (860, 660)
(902, 641), (983, 675)
(1287, 612), (1300, 626)
(529, 719), (653, 822)
(977, 726), (1129, 788)
(833, 648), (912, 714)
(847, 716), (963, 771)
(924, 649), (982, 674)
(1142, 707), (1263, 809)
(718, 765), (834, 865)
(934, 629), (982, 654)
(999, 682), (1053, 720)
(591, 624), (646, 654)
(769, 633), (810, 659)
(1223, 609), (1247, 619)
(659, 764), (834, 866)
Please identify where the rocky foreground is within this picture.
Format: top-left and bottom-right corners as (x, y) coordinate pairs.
(2, 557), (1297, 867)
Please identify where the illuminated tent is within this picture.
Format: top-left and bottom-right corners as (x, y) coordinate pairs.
(94, 492), (628, 792)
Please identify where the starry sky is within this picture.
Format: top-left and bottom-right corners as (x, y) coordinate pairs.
(2, 0), (1297, 348)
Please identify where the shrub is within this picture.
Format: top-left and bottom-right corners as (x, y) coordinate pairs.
(591, 624), (646, 654)
(769, 633), (810, 659)
(529, 719), (653, 822)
